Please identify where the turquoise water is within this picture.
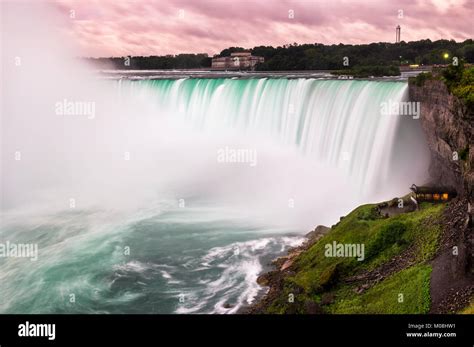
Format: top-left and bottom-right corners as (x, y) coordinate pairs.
(0, 206), (303, 314)
(0, 78), (428, 313)
(123, 78), (409, 188)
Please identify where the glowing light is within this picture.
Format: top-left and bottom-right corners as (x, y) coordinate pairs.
(443, 53), (450, 59)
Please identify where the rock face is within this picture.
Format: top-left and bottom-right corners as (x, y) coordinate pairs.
(410, 78), (473, 313)
(248, 80), (473, 314)
(305, 225), (330, 243)
(246, 225), (330, 314)
(409, 79), (473, 201)
(430, 198), (473, 313)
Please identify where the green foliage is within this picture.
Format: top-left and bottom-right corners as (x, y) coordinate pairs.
(84, 39), (474, 71)
(357, 206), (381, 221)
(263, 202), (445, 314)
(254, 39), (474, 71)
(317, 263), (340, 291)
(460, 301), (474, 314)
(365, 221), (407, 260)
(411, 72), (434, 86)
(266, 280), (306, 314)
(462, 44), (474, 63)
(328, 265), (432, 314)
(441, 63), (474, 112)
(442, 60), (465, 89)
(85, 54), (212, 70)
(451, 67), (474, 112)
(218, 47), (247, 57)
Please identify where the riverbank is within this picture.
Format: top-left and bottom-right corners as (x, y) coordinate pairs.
(246, 197), (473, 314)
(245, 66), (474, 314)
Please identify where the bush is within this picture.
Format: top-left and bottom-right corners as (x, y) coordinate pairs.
(442, 61), (465, 89)
(451, 67), (474, 112)
(411, 72), (433, 86)
(357, 206), (381, 221)
(366, 221), (407, 259)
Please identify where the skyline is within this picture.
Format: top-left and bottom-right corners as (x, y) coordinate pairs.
(52, 0), (474, 57)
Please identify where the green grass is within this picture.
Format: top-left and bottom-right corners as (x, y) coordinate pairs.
(292, 203), (443, 291)
(460, 301), (474, 314)
(264, 201), (445, 314)
(327, 265), (432, 314)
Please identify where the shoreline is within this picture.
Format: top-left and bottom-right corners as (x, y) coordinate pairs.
(242, 226), (330, 314)
(244, 197), (473, 314)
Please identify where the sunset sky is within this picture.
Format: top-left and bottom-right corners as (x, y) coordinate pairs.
(53, 0), (473, 57)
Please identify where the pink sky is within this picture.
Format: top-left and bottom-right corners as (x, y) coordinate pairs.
(54, 0), (473, 57)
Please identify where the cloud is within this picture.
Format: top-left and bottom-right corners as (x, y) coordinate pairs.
(52, 0), (473, 57)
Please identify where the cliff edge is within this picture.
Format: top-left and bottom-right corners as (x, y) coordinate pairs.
(409, 77), (473, 200)
(247, 71), (473, 314)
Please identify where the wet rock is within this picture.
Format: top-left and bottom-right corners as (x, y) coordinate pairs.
(306, 225), (330, 241)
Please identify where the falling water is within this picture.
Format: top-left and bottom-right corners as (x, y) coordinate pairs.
(122, 78), (423, 194)
(1, 76), (431, 314)
(1, 1), (431, 315)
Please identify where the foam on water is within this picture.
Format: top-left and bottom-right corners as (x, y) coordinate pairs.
(0, 3), (431, 314)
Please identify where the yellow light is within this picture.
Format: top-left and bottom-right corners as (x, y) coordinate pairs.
(443, 53), (449, 59)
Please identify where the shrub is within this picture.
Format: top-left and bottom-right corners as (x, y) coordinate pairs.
(366, 221), (407, 259)
(442, 61), (465, 89)
(411, 72), (433, 86)
(357, 206), (381, 221)
(451, 67), (474, 112)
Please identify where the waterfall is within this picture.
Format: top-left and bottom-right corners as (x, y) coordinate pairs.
(0, 2), (432, 314)
(0, 76), (431, 314)
(120, 78), (423, 196)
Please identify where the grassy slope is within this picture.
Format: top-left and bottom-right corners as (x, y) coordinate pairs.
(328, 265), (432, 314)
(460, 302), (474, 314)
(266, 202), (445, 314)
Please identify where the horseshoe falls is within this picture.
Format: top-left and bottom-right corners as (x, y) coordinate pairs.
(1, 77), (430, 314)
(126, 78), (417, 191)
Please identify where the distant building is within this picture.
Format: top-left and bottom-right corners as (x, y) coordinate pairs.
(211, 52), (264, 70)
(396, 25), (401, 43)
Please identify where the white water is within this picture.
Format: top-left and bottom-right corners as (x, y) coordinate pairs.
(0, 3), (431, 314)
(124, 78), (417, 190)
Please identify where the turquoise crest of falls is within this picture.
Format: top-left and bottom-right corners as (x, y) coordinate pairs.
(1, 78), (430, 314)
(119, 78), (419, 192)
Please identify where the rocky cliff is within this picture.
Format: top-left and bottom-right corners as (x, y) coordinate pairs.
(409, 79), (473, 201)
(409, 78), (473, 313)
(247, 77), (473, 314)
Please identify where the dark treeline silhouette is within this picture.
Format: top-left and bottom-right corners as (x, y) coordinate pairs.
(85, 39), (474, 71)
(86, 54), (212, 70)
(251, 39), (474, 70)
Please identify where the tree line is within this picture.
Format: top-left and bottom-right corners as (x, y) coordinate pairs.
(84, 39), (474, 71)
